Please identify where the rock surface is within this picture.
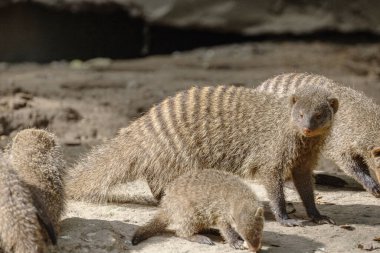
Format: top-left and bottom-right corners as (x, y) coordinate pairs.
(4, 0), (380, 35)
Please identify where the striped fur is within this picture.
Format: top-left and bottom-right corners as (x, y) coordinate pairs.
(257, 73), (380, 197)
(0, 129), (65, 253)
(257, 73), (332, 96)
(67, 85), (337, 225)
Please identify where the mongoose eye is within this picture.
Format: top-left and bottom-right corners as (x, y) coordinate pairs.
(372, 147), (380, 157)
(315, 113), (322, 120)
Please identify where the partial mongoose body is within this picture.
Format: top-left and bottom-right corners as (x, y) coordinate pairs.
(132, 170), (264, 252)
(257, 73), (380, 197)
(0, 156), (56, 253)
(67, 85), (338, 226)
(9, 129), (66, 231)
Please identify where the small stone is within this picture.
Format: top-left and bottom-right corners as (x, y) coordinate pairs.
(340, 224), (355, 231)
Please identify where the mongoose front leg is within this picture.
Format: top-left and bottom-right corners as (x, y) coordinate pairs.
(292, 167), (335, 225)
(264, 170), (303, 227)
(217, 221), (245, 250)
(339, 154), (380, 198)
(183, 235), (215, 245)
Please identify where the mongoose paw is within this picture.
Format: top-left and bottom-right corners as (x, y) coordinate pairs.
(370, 184), (380, 198)
(131, 234), (145, 245)
(279, 218), (304, 227)
(311, 215), (336, 225)
(229, 239), (246, 250)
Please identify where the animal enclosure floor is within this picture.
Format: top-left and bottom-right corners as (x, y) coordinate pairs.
(1, 41), (380, 252)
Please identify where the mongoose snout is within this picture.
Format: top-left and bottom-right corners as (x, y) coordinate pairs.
(370, 147), (380, 184)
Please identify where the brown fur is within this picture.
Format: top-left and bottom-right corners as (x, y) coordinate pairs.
(0, 155), (55, 253)
(9, 129), (66, 231)
(67, 85), (338, 226)
(132, 170), (264, 251)
(257, 73), (380, 197)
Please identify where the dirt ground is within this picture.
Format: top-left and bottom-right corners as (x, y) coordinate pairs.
(1, 42), (380, 252)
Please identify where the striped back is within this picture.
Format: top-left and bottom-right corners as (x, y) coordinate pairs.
(256, 73), (334, 97)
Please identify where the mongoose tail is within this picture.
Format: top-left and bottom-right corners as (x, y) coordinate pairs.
(132, 211), (169, 245)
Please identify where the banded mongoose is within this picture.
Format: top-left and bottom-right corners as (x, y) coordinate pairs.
(67, 85), (338, 226)
(257, 73), (380, 197)
(9, 128), (66, 231)
(0, 156), (56, 253)
(132, 169), (264, 252)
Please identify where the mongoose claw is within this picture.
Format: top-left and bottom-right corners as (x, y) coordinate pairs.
(279, 218), (304, 227)
(370, 184), (380, 198)
(311, 215), (336, 225)
(229, 239), (246, 250)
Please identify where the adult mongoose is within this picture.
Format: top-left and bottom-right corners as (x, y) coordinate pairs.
(0, 155), (56, 253)
(257, 73), (380, 197)
(9, 128), (66, 231)
(67, 85), (338, 226)
(132, 169), (264, 252)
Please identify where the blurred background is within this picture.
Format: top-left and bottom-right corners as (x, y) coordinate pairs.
(1, 0), (380, 164)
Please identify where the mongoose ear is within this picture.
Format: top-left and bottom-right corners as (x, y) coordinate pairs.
(290, 95), (298, 105)
(371, 147), (380, 157)
(328, 98), (339, 113)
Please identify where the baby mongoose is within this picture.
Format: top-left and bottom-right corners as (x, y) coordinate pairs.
(132, 170), (264, 252)
(67, 85), (338, 226)
(0, 156), (56, 253)
(257, 73), (380, 197)
(9, 128), (66, 231)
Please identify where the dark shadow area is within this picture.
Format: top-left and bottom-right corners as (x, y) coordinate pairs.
(148, 27), (380, 55)
(0, 2), (144, 62)
(2, 2), (380, 62)
(130, 226), (324, 252)
(55, 217), (138, 252)
(261, 231), (324, 253)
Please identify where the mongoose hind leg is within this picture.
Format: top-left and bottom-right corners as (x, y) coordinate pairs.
(217, 221), (245, 250)
(291, 165), (335, 225)
(263, 169), (303, 227)
(338, 154), (380, 198)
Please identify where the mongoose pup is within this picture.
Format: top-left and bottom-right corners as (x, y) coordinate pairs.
(0, 156), (56, 253)
(132, 170), (264, 252)
(67, 85), (338, 226)
(257, 73), (380, 197)
(9, 128), (66, 231)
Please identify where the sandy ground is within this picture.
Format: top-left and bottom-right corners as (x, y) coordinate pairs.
(1, 42), (380, 252)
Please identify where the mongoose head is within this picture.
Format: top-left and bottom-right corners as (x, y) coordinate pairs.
(235, 207), (264, 252)
(290, 86), (339, 137)
(368, 146), (380, 183)
(10, 128), (58, 175)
